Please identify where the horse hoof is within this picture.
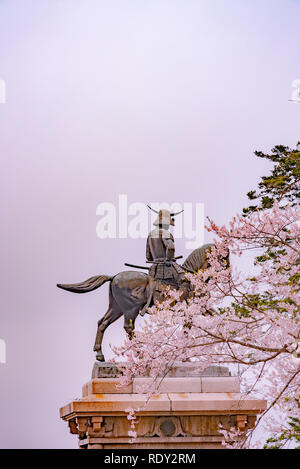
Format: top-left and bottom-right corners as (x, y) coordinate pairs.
(96, 353), (105, 362)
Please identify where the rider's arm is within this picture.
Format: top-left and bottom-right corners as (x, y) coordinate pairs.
(163, 236), (175, 261)
(146, 236), (153, 261)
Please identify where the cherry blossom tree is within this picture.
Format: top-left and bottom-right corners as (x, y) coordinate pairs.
(114, 203), (300, 448)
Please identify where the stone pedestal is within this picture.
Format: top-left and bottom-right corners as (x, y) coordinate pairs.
(60, 363), (267, 449)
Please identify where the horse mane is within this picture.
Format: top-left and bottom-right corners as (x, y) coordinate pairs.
(182, 243), (215, 273)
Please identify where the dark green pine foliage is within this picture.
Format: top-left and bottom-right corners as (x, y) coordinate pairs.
(243, 143), (300, 216)
(264, 417), (300, 449)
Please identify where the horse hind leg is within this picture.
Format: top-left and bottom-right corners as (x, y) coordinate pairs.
(94, 306), (122, 362)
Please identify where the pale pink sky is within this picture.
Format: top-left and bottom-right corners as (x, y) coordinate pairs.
(0, 0), (299, 448)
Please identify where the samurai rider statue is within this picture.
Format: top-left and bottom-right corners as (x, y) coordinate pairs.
(57, 205), (229, 362)
(140, 207), (190, 316)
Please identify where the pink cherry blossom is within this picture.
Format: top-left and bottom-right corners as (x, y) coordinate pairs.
(113, 204), (300, 448)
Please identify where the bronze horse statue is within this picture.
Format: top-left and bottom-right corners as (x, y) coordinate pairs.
(57, 244), (215, 361)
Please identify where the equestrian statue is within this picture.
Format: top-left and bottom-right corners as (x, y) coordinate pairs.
(57, 206), (224, 362)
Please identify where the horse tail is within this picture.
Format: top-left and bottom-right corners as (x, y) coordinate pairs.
(57, 275), (114, 293)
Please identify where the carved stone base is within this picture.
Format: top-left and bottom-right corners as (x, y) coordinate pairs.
(60, 364), (266, 449)
(91, 361), (231, 379)
(91, 362), (121, 379)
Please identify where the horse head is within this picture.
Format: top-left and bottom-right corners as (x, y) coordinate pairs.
(182, 243), (230, 273)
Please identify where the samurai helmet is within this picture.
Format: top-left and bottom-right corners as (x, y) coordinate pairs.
(147, 205), (184, 227)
